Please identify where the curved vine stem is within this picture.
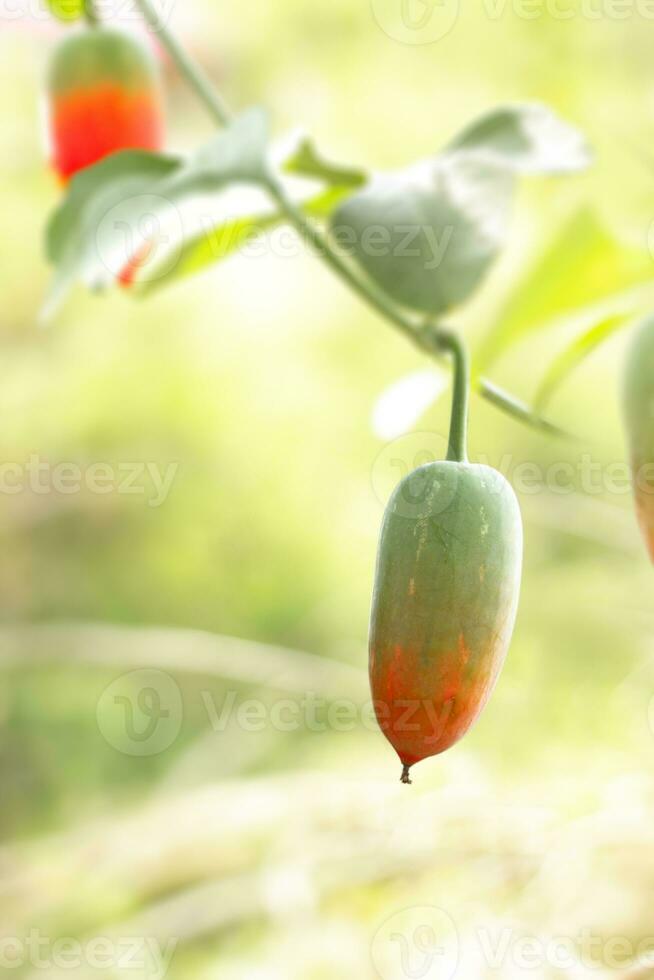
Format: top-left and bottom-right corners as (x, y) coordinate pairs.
(478, 377), (571, 438)
(265, 178), (572, 440)
(435, 328), (469, 463)
(133, 0), (231, 127)
(132, 0), (571, 442)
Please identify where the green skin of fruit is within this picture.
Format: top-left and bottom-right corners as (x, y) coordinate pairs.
(624, 315), (654, 562)
(369, 461), (523, 776)
(48, 28), (159, 96)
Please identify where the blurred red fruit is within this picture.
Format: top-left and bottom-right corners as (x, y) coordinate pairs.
(47, 27), (164, 181)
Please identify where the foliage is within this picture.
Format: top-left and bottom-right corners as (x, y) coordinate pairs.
(3, 1), (654, 977)
(333, 103), (590, 316)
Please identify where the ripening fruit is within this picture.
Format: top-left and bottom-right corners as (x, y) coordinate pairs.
(46, 27), (164, 181)
(624, 315), (654, 562)
(369, 461), (522, 783)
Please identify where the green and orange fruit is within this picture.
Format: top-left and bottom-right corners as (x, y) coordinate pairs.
(369, 459), (522, 782)
(47, 27), (164, 181)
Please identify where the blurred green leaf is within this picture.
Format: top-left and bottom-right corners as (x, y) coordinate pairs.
(45, 112), (369, 302)
(138, 214), (280, 293)
(138, 185), (355, 294)
(183, 106), (271, 186)
(330, 103), (590, 317)
(44, 150), (180, 319)
(44, 108), (271, 317)
(534, 312), (633, 411)
(283, 137), (367, 188)
(332, 155), (515, 315)
(478, 207), (653, 367)
(449, 102), (591, 174)
(46, 0), (86, 21)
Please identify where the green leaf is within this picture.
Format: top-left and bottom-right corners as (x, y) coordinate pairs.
(534, 312), (633, 411)
(478, 207), (652, 367)
(43, 108), (271, 318)
(182, 107), (271, 187)
(329, 103), (590, 317)
(283, 138), (367, 189)
(44, 110), (369, 305)
(136, 137), (367, 296)
(46, 0), (86, 21)
(449, 102), (591, 174)
(139, 213), (280, 293)
(331, 154), (515, 316)
(138, 185), (354, 295)
(44, 150), (181, 320)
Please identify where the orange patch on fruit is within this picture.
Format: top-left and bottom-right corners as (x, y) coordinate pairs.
(371, 636), (484, 766)
(50, 82), (163, 180)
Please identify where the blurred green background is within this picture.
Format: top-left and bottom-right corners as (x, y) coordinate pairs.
(2, 1), (654, 977)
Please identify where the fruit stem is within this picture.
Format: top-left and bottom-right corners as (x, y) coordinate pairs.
(432, 328), (469, 463)
(401, 764), (412, 785)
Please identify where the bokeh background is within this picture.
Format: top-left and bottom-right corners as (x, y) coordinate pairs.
(2, 1), (654, 977)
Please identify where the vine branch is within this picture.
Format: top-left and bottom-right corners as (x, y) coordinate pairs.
(433, 328), (469, 462)
(133, 0), (231, 127)
(132, 0), (570, 441)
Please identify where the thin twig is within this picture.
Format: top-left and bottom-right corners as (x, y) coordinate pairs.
(133, 0), (231, 127)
